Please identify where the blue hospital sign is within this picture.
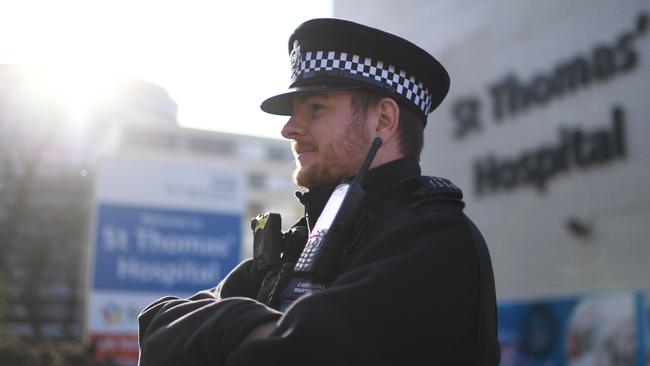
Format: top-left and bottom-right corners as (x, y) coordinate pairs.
(94, 205), (240, 293)
(86, 156), (245, 360)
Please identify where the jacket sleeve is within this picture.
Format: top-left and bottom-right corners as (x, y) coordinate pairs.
(226, 211), (482, 365)
(138, 291), (281, 366)
(213, 258), (266, 299)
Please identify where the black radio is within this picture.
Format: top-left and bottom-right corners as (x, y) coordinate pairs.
(272, 136), (384, 311)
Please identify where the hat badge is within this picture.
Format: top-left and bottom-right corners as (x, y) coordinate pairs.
(290, 40), (302, 79)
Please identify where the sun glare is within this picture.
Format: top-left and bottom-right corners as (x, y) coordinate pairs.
(0, 0), (333, 138)
(25, 64), (116, 134)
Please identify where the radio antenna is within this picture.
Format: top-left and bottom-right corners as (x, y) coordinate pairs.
(351, 137), (383, 186)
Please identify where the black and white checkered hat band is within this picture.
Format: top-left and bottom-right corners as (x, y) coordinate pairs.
(291, 50), (433, 115)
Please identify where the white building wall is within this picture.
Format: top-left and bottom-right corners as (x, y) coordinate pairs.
(104, 124), (302, 260)
(335, 0), (650, 301)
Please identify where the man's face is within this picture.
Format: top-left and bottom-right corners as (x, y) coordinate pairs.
(281, 90), (373, 188)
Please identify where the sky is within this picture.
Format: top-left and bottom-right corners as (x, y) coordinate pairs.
(0, 0), (333, 139)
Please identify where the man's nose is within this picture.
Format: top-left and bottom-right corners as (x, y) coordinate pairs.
(281, 115), (303, 139)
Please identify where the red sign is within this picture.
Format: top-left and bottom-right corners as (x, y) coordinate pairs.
(89, 333), (139, 366)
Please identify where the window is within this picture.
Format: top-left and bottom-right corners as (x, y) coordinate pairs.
(188, 137), (233, 155)
(267, 146), (292, 161)
(248, 173), (266, 189)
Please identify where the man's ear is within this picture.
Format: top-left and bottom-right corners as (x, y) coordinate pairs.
(376, 97), (400, 142)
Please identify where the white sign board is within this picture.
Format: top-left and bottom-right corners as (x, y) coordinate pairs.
(85, 156), (245, 364)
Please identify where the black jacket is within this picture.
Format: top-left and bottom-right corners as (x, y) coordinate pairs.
(138, 158), (500, 365)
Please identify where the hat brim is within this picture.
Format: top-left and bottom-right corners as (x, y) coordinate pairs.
(260, 82), (361, 116)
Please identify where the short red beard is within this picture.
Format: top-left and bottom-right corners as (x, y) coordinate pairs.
(293, 114), (371, 188)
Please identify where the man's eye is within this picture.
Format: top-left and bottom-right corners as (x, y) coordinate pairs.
(310, 104), (325, 113)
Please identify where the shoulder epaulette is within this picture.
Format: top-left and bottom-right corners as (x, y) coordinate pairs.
(387, 175), (464, 208)
(415, 176), (463, 199)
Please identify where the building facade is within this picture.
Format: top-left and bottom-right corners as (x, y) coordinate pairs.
(336, 1), (649, 363)
(0, 66), (300, 346)
(102, 124), (301, 260)
(336, 0), (649, 306)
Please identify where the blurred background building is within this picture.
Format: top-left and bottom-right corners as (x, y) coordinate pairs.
(0, 64), (94, 342)
(336, 0), (649, 364)
(0, 64), (300, 364)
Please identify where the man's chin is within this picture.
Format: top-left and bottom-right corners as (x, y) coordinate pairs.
(293, 168), (313, 189)
(293, 166), (336, 189)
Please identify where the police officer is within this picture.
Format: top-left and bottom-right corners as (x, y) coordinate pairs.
(138, 18), (500, 365)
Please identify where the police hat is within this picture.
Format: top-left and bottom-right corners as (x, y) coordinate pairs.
(260, 18), (450, 126)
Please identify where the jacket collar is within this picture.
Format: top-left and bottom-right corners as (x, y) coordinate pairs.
(295, 158), (421, 230)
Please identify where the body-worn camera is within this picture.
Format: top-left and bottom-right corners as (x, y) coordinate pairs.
(251, 213), (283, 272)
(251, 213), (307, 272)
